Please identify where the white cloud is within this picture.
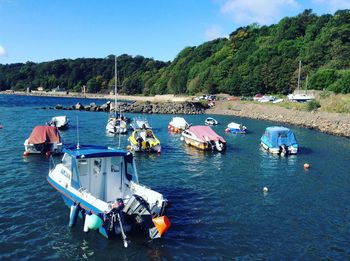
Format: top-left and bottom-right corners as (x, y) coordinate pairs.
(219, 0), (300, 25)
(0, 45), (7, 57)
(312, 0), (350, 12)
(205, 25), (225, 40)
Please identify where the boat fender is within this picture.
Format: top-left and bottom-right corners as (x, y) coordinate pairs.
(83, 214), (89, 233)
(69, 204), (80, 227)
(225, 128), (230, 133)
(86, 214), (103, 230)
(23, 151), (29, 157)
(304, 163), (310, 169)
(152, 216), (171, 237)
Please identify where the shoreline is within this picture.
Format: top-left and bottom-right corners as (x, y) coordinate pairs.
(1, 91), (349, 137)
(207, 100), (350, 138)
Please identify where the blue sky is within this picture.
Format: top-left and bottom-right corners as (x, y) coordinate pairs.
(0, 0), (349, 64)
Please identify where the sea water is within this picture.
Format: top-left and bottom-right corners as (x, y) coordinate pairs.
(0, 94), (349, 260)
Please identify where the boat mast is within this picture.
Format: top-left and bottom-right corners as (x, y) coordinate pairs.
(114, 55), (118, 116)
(297, 60), (301, 93)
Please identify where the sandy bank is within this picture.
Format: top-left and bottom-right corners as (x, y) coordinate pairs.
(207, 100), (350, 137)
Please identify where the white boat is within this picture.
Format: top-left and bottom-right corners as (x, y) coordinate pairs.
(24, 125), (63, 155)
(106, 56), (127, 135)
(48, 116), (69, 129)
(225, 122), (247, 134)
(106, 116), (128, 134)
(168, 117), (189, 133)
(181, 125), (226, 152)
(47, 145), (170, 247)
(205, 117), (218, 125)
(130, 117), (151, 130)
(288, 61), (315, 102)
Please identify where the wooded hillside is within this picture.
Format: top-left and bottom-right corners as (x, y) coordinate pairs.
(1, 9), (349, 95)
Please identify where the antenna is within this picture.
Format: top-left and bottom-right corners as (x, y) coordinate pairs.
(76, 117), (80, 149)
(116, 55), (121, 149)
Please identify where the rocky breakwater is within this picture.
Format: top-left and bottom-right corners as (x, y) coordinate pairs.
(49, 100), (206, 114)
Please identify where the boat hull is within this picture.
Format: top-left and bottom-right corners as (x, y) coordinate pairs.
(24, 140), (63, 154)
(260, 141), (298, 155)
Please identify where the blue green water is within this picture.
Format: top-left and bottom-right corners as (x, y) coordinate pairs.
(0, 94), (349, 260)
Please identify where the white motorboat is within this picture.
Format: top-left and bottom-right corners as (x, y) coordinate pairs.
(130, 117), (151, 130)
(24, 125), (63, 155)
(168, 117), (189, 133)
(47, 145), (170, 247)
(48, 116), (69, 129)
(205, 117), (218, 125)
(225, 122), (247, 134)
(106, 115), (128, 134)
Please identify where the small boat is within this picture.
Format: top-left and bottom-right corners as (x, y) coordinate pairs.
(128, 129), (161, 153)
(288, 61), (315, 102)
(130, 117), (151, 130)
(168, 117), (189, 133)
(24, 126), (63, 155)
(205, 117), (218, 125)
(106, 114), (128, 134)
(106, 56), (128, 135)
(48, 116), (69, 129)
(260, 126), (298, 155)
(181, 125), (226, 152)
(225, 122), (247, 134)
(47, 145), (170, 247)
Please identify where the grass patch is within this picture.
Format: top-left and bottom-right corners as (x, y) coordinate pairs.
(320, 94), (350, 113)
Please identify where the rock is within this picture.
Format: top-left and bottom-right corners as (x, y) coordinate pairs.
(55, 104), (63, 110)
(75, 102), (84, 110)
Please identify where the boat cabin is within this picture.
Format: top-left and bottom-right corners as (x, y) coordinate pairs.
(57, 145), (138, 202)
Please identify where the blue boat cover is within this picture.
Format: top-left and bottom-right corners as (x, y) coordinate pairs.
(261, 126), (297, 147)
(63, 145), (127, 159)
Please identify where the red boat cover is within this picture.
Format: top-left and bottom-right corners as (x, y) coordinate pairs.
(188, 125), (226, 143)
(28, 126), (61, 144)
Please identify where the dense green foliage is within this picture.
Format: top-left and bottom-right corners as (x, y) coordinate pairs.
(0, 9), (349, 95)
(0, 55), (169, 94)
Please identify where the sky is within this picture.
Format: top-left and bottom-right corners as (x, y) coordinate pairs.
(0, 0), (349, 64)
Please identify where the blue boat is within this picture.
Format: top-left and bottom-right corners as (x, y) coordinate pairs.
(47, 145), (170, 247)
(260, 126), (298, 155)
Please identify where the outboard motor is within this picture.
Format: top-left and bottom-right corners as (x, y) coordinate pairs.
(214, 140), (223, 152)
(280, 144), (288, 156)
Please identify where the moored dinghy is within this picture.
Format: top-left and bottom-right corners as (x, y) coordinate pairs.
(225, 122), (247, 134)
(168, 117), (189, 133)
(47, 145), (170, 247)
(48, 116), (69, 130)
(205, 117), (218, 125)
(260, 126), (298, 155)
(24, 125), (63, 155)
(182, 125), (226, 152)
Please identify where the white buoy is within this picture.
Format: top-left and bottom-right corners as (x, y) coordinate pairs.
(263, 187), (269, 193)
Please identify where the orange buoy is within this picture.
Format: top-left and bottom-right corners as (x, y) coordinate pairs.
(152, 216), (171, 237)
(304, 163), (310, 169)
(23, 151), (29, 157)
(225, 128), (229, 133)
